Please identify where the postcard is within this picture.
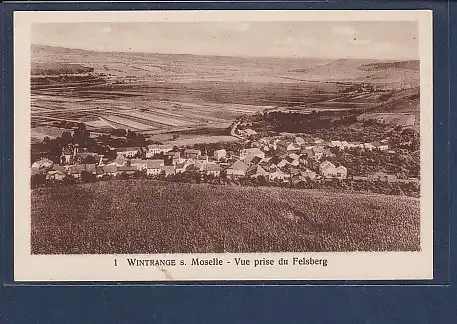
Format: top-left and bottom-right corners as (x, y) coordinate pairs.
(14, 10), (433, 281)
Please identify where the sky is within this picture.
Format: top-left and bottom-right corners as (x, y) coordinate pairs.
(31, 21), (418, 60)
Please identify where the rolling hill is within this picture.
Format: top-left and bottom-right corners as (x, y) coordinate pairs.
(292, 58), (419, 86)
(31, 45), (419, 86)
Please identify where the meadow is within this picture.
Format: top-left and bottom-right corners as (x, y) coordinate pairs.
(31, 180), (420, 254)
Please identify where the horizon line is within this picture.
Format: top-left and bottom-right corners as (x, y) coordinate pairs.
(31, 43), (419, 61)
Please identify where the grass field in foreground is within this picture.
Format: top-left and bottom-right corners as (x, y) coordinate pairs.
(31, 180), (420, 254)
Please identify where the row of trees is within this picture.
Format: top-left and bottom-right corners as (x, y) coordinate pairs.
(32, 124), (152, 163)
(33, 167), (420, 197)
(247, 111), (419, 151)
(326, 146), (420, 178)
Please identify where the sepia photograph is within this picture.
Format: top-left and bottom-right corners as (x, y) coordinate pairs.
(14, 10), (433, 281)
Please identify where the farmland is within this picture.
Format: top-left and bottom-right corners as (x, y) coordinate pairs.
(31, 45), (420, 142)
(31, 180), (420, 254)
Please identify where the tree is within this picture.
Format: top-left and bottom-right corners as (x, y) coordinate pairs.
(73, 123), (90, 146)
(61, 131), (73, 145)
(81, 171), (95, 183)
(31, 174), (46, 188)
(82, 155), (97, 164)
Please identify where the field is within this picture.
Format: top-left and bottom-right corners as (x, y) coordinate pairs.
(30, 45), (420, 141)
(31, 180), (420, 254)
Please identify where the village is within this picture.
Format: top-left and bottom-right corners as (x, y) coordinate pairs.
(30, 120), (420, 197)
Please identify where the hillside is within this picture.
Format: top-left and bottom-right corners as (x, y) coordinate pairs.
(359, 60), (420, 72)
(371, 88), (420, 113)
(31, 45), (418, 85)
(31, 180), (420, 254)
(292, 58), (419, 86)
(31, 44), (331, 83)
(32, 62), (95, 75)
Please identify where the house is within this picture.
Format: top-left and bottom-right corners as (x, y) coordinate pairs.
(84, 164), (97, 174)
(131, 159), (148, 171)
(269, 168), (290, 182)
(298, 154), (311, 167)
(239, 148), (265, 161)
(285, 156), (295, 164)
(277, 159), (289, 169)
(301, 169), (317, 180)
(52, 164), (67, 173)
(226, 160), (249, 178)
(319, 161), (336, 177)
(117, 165), (137, 175)
(214, 149), (227, 161)
(197, 155), (209, 164)
(31, 167), (41, 176)
(60, 144), (79, 164)
(163, 153), (177, 166)
(146, 145), (172, 158)
(46, 170), (65, 181)
(319, 161), (347, 179)
(116, 147), (140, 158)
(146, 159), (164, 167)
(203, 163), (221, 177)
(67, 165), (85, 178)
(364, 143), (375, 151)
(175, 161), (191, 173)
(146, 160), (164, 176)
(109, 155), (127, 167)
(285, 165), (301, 176)
(185, 163), (201, 173)
(258, 137), (270, 145)
(276, 141), (300, 154)
(322, 148), (333, 158)
(335, 166), (347, 179)
(349, 142), (364, 149)
(312, 147), (324, 160)
(165, 151), (181, 160)
(243, 128), (257, 136)
(161, 165), (176, 177)
(289, 159), (300, 167)
(368, 172), (397, 182)
(268, 155), (282, 168)
(75, 152), (99, 164)
(329, 141), (343, 150)
(132, 158), (165, 171)
(184, 149), (201, 159)
(294, 137), (305, 145)
(67, 164), (96, 177)
(352, 175), (369, 181)
(302, 142), (316, 150)
(97, 155), (108, 166)
(288, 153), (300, 161)
(32, 158), (53, 169)
(285, 155), (300, 166)
(102, 165), (118, 176)
(244, 155), (263, 166)
(372, 142), (389, 151)
(246, 165), (269, 179)
(291, 169), (316, 184)
(301, 148), (315, 160)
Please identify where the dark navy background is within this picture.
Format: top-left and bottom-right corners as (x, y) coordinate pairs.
(1, 1), (455, 323)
